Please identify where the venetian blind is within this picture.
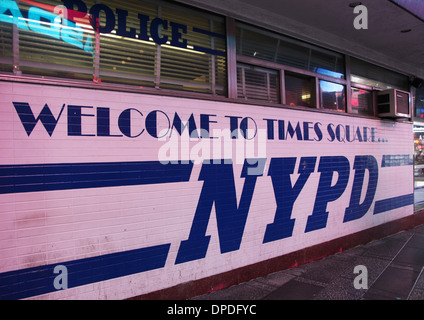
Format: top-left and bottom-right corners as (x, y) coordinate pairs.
(0, 22), (12, 72)
(0, 0), (227, 96)
(17, 0), (94, 80)
(237, 63), (280, 103)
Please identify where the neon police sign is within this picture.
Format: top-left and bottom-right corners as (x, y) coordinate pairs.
(0, 0), (225, 56)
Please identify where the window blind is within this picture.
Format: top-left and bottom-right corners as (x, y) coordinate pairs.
(17, 0), (94, 79)
(99, 0), (157, 87)
(159, 4), (226, 95)
(0, 0), (227, 96)
(237, 63), (280, 103)
(0, 22), (12, 72)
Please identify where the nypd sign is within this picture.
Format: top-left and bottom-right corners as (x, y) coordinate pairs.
(0, 82), (413, 299)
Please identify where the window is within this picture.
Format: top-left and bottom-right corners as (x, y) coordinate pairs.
(237, 63), (280, 103)
(351, 87), (373, 116)
(414, 85), (424, 121)
(285, 72), (315, 108)
(236, 23), (345, 79)
(98, 0), (158, 88)
(309, 49), (344, 79)
(320, 81), (345, 111)
(235, 22), (349, 112)
(414, 124), (424, 210)
(159, 4), (227, 95)
(275, 40), (310, 71)
(237, 27), (278, 63)
(0, 0), (226, 95)
(350, 57), (409, 91)
(17, 0), (94, 81)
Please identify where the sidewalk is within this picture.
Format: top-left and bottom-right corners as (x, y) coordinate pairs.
(192, 224), (424, 300)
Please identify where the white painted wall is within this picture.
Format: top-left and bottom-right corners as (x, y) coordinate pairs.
(0, 82), (414, 299)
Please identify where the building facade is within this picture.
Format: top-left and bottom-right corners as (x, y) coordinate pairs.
(0, 0), (423, 299)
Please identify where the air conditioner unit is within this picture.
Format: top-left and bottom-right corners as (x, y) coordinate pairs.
(377, 89), (411, 118)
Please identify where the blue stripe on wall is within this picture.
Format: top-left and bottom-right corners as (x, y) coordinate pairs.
(0, 161), (194, 194)
(381, 154), (413, 167)
(374, 194), (414, 215)
(0, 244), (171, 300)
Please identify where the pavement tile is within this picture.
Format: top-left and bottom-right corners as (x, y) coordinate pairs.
(263, 279), (324, 300)
(293, 255), (353, 284)
(412, 268), (424, 290)
(393, 246), (424, 270)
(363, 265), (420, 300)
(405, 234), (424, 249)
(408, 288), (424, 300)
(254, 271), (296, 288)
(192, 225), (424, 300)
(190, 282), (264, 300)
(339, 255), (390, 283)
(362, 237), (408, 260)
(412, 224), (424, 235)
(314, 276), (366, 300)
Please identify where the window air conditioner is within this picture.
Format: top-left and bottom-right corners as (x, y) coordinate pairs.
(377, 89), (411, 118)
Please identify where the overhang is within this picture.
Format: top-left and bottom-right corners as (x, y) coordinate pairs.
(177, 0), (424, 79)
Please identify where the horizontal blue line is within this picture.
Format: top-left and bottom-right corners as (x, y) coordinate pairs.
(192, 27), (226, 39)
(374, 193), (414, 215)
(0, 244), (170, 300)
(192, 45), (226, 57)
(381, 154), (413, 167)
(0, 161), (193, 194)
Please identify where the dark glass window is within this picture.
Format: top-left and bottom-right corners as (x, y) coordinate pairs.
(320, 81), (345, 111)
(236, 23), (345, 79)
(275, 40), (310, 70)
(351, 87), (373, 115)
(414, 86), (424, 121)
(237, 28), (278, 62)
(309, 49), (344, 79)
(285, 72), (315, 108)
(351, 57), (409, 90)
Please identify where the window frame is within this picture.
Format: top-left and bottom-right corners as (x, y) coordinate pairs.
(236, 53), (349, 111)
(284, 70), (317, 108)
(236, 62), (281, 103)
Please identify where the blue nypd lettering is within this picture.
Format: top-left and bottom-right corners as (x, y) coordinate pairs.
(0, 154), (414, 299)
(175, 158), (266, 264)
(0, 101), (411, 299)
(263, 157), (316, 243)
